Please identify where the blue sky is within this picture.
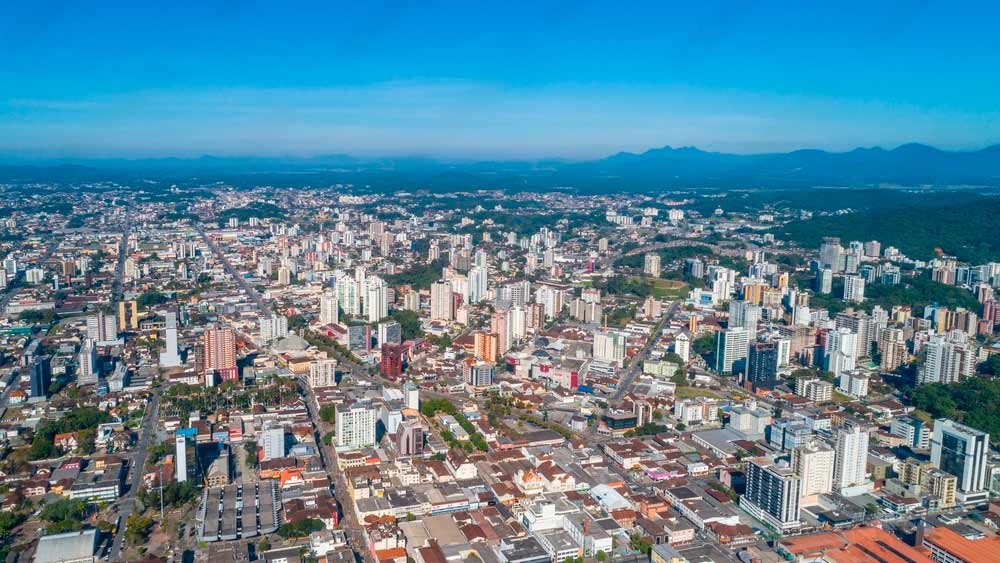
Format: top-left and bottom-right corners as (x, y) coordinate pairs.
(2, 1), (999, 159)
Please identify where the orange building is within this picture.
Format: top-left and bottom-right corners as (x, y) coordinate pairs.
(780, 527), (934, 563)
(474, 331), (499, 363)
(924, 525), (1000, 563)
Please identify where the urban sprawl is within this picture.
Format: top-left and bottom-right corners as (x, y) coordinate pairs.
(2, 182), (1000, 563)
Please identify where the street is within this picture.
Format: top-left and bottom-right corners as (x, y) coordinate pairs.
(611, 300), (681, 403)
(109, 387), (162, 561)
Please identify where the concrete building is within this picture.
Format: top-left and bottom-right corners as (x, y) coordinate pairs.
(261, 423), (286, 461)
(176, 434), (188, 483)
(931, 419), (990, 504)
(160, 311), (182, 367)
(792, 441), (834, 505)
(336, 401), (378, 450)
(833, 421), (871, 496)
(714, 327), (749, 375)
(740, 458), (801, 531)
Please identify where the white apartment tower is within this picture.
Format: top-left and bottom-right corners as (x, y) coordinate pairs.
(319, 289), (339, 325)
(833, 421), (871, 495)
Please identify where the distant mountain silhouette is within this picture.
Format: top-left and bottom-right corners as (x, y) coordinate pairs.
(3, 143), (1000, 189)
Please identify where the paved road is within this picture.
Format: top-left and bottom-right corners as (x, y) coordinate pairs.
(112, 214), (131, 302)
(110, 387), (162, 561)
(298, 379), (374, 563)
(611, 301), (681, 403)
(196, 223), (273, 314)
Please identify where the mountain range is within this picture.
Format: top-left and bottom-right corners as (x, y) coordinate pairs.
(2, 143), (1000, 190)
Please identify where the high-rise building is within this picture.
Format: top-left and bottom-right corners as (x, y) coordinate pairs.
(891, 416), (930, 450)
(593, 328), (627, 367)
(714, 327), (749, 375)
(86, 311), (119, 343)
(931, 419), (990, 503)
(674, 332), (690, 363)
(78, 338), (99, 385)
(469, 265), (488, 304)
(746, 340), (779, 390)
(430, 280), (454, 321)
(397, 419), (423, 457)
(510, 306), (527, 341)
(203, 326), (238, 385)
(729, 301), (760, 339)
(365, 276), (388, 322)
(118, 300), (139, 331)
(336, 401), (378, 449)
(261, 423), (286, 461)
(794, 377), (833, 402)
(403, 382), (419, 411)
(377, 321), (402, 346)
(819, 237), (842, 272)
(837, 370), (869, 398)
(833, 420), (871, 495)
(815, 268), (833, 294)
(877, 327), (908, 372)
(309, 359), (338, 389)
(491, 308), (512, 354)
(319, 289), (339, 325)
(29, 355), (52, 399)
(336, 275), (361, 317)
(277, 266), (291, 285)
(474, 331), (500, 363)
(792, 441), (834, 504)
(175, 434), (188, 483)
(381, 343), (404, 380)
(259, 314), (288, 345)
(823, 328), (858, 377)
(463, 359), (496, 388)
(920, 330), (976, 385)
(160, 311), (182, 367)
(740, 458), (802, 531)
(843, 275), (866, 303)
(643, 253), (661, 277)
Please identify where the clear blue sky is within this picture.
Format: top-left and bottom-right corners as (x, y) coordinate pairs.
(2, 1), (999, 159)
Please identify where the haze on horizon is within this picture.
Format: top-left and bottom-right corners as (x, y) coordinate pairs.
(2, 1), (999, 161)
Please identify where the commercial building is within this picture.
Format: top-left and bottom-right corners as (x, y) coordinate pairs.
(29, 355), (52, 399)
(931, 419), (990, 504)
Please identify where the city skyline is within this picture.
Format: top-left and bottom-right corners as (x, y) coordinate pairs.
(3, 1), (1000, 159)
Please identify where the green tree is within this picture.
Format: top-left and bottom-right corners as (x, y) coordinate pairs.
(319, 404), (336, 424)
(124, 514), (154, 545)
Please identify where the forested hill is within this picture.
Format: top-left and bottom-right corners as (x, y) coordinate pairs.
(773, 195), (1000, 264)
